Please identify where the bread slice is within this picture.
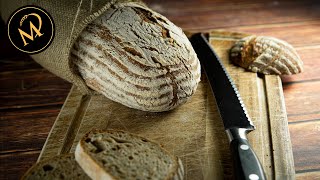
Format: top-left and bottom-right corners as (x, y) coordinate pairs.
(75, 129), (184, 180)
(21, 154), (90, 180)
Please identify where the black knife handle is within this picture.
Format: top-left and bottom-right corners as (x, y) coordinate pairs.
(227, 129), (266, 180)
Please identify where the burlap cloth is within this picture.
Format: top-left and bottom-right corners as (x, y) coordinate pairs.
(1, 0), (141, 94)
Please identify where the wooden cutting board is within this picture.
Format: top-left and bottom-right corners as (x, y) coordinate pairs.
(38, 31), (295, 179)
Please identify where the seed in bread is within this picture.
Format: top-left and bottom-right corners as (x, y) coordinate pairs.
(70, 2), (201, 112)
(75, 129), (184, 180)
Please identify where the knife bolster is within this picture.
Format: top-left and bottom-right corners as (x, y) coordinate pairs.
(226, 128), (251, 142)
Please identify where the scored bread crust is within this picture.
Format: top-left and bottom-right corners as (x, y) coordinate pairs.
(75, 129), (184, 180)
(71, 2), (201, 112)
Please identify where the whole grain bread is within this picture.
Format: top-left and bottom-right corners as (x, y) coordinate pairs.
(71, 2), (201, 112)
(75, 129), (184, 180)
(21, 154), (90, 180)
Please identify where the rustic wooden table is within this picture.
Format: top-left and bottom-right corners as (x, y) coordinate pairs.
(0, 0), (319, 179)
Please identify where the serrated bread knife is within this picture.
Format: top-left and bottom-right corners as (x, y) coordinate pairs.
(190, 33), (266, 180)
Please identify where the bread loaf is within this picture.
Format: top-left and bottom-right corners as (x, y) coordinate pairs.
(21, 154), (90, 180)
(70, 2), (201, 112)
(230, 35), (303, 75)
(75, 129), (184, 180)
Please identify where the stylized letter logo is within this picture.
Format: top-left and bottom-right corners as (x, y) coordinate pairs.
(18, 13), (44, 46)
(7, 6), (55, 54)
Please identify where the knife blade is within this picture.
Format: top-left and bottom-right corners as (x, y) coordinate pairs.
(190, 33), (266, 180)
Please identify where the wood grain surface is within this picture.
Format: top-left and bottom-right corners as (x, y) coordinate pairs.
(1, 0), (320, 179)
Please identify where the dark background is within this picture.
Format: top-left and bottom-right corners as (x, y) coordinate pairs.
(1, 0), (320, 179)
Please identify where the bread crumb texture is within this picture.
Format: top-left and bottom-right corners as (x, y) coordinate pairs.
(81, 130), (183, 179)
(22, 154), (90, 180)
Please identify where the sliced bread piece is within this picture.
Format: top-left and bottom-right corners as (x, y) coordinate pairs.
(21, 154), (90, 180)
(75, 129), (184, 180)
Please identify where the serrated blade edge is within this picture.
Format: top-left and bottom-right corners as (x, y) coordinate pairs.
(190, 33), (255, 130)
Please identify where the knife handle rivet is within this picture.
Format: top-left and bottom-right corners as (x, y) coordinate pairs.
(240, 144), (249, 150)
(249, 174), (259, 180)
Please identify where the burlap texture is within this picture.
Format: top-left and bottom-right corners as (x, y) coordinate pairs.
(1, 0), (141, 94)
